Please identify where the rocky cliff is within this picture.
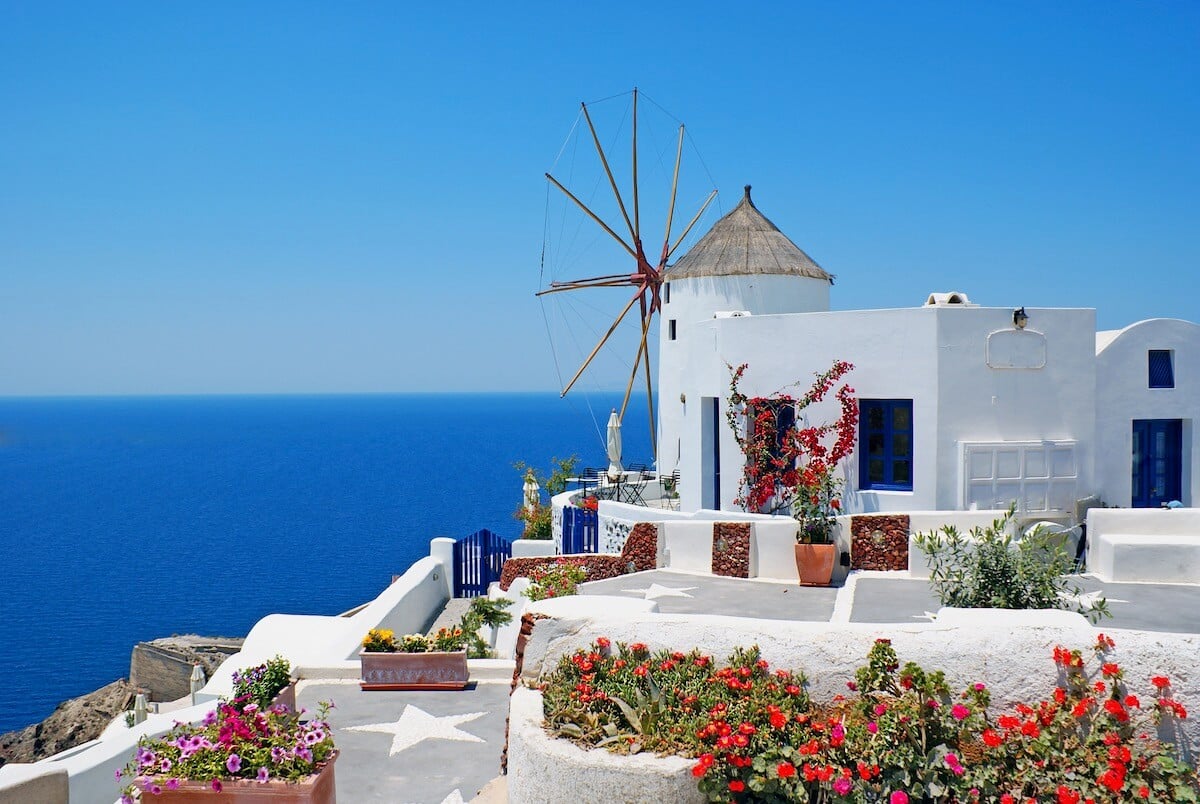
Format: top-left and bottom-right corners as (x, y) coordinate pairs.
(0, 634), (243, 768)
(0, 679), (136, 767)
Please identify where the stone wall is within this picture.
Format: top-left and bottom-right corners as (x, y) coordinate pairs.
(130, 635), (244, 702)
(711, 522), (750, 578)
(850, 514), (909, 571)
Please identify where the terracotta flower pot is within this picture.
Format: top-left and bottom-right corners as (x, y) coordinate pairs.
(794, 543), (835, 586)
(268, 682), (297, 714)
(359, 650), (469, 691)
(149, 751), (337, 803)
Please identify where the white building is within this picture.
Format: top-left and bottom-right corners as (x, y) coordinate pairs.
(658, 186), (1199, 520)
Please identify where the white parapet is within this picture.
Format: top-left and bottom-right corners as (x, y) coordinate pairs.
(511, 539), (556, 559)
(659, 521), (714, 573)
(1088, 508), (1200, 583)
(0, 763), (68, 804)
(507, 686), (704, 804)
(515, 608), (1200, 766)
(906, 510), (1014, 579)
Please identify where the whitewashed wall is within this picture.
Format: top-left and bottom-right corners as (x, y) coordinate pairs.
(658, 273), (830, 487)
(668, 305), (1100, 519)
(934, 307), (1096, 512)
(1095, 318), (1200, 507)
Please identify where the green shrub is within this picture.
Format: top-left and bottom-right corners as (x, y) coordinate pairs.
(913, 507), (1109, 623)
(230, 655), (292, 709)
(523, 560), (588, 601)
(514, 456), (578, 540)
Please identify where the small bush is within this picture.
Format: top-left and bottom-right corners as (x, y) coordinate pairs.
(523, 560), (588, 601)
(514, 456), (579, 540)
(913, 507), (1109, 623)
(230, 655), (292, 709)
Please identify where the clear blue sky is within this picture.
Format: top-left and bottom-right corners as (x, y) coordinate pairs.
(2, 1), (1197, 395)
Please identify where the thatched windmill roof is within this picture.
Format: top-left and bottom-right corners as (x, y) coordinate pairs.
(666, 185), (832, 283)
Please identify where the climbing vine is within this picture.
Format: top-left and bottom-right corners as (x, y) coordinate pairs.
(726, 361), (858, 540)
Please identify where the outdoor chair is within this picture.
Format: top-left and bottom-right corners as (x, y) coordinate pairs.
(578, 467), (601, 496)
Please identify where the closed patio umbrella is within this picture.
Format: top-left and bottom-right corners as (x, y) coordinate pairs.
(606, 409), (623, 482)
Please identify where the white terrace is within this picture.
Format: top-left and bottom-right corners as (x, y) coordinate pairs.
(4, 501), (1199, 803)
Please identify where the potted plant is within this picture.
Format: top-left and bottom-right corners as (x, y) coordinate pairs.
(231, 656), (295, 715)
(119, 699), (337, 803)
(359, 598), (512, 691)
(794, 470), (842, 586)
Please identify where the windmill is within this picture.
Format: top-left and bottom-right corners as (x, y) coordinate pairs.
(537, 89), (718, 463)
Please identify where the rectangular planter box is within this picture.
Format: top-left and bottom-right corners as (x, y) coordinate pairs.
(150, 750), (337, 803)
(359, 650), (469, 691)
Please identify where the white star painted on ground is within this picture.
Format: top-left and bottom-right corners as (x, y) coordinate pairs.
(345, 705), (486, 756)
(621, 582), (698, 600)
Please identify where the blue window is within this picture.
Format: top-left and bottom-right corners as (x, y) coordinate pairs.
(859, 399), (913, 491)
(1149, 350), (1174, 389)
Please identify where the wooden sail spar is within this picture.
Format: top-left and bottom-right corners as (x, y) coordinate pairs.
(537, 89), (717, 462)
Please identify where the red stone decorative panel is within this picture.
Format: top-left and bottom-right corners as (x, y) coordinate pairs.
(711, 522), (751, 578)
(620, 522), (659, 573)
(498, 555), (628, 591)
(850, 514), (910, 571)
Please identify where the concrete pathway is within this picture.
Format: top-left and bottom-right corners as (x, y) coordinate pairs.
(300, 676), (511, 804)
(580, 569), (840, 621)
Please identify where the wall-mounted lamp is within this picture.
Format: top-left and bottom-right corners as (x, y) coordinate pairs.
(680, 392), (686, 404)
(1012, 307), (1029, 330)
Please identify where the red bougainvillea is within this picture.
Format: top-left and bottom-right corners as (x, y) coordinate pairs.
(726, 361), (858, 538)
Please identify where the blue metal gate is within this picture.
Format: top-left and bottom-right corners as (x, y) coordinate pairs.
(561, 506), (598, 554)
(453, 528), (512, 597)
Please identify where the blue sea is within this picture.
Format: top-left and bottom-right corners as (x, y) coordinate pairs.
(0, 393), (652, 734)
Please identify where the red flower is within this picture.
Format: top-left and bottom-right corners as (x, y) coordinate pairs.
(1104, 699), (1129, 722)
(1151, 675), (1171, 689)
(777, 762), (796, 778)
(729, 780), (745, 793)
(1056, 785), (1081, 804)
(1098, 765), (1125, 793)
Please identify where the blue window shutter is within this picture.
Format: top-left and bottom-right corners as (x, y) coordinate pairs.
(1149, 350), (1174, 389)
(858, 399), (914, 491)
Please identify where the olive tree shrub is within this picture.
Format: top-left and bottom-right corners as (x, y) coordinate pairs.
(913, 507), (1109, 623)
